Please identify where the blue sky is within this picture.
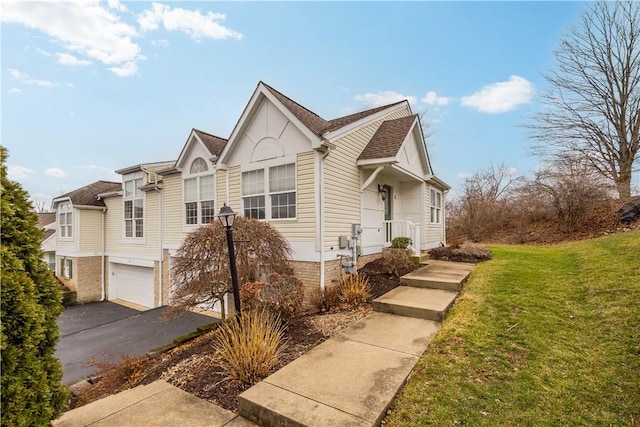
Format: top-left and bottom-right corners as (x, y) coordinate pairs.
(2, 1), (597, 208)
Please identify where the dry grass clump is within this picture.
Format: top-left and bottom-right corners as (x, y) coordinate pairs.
(214, 309), (287, 386)
(310, 283), (341, 312)
(339, 273), (371, 305)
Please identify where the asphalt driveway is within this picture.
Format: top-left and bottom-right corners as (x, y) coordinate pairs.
(55, 301), (216, 385)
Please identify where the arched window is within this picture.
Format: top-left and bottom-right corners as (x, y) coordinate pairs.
(184, 158), (215, 225)
(190, 157), (208, 174)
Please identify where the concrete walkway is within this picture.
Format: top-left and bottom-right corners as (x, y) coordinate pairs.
(54, 260), (474, 427)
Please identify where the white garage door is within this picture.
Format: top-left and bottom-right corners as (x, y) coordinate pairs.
(111, 263), (154, 308)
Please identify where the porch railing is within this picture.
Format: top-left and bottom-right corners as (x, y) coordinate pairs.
(383, 219), (421, 256)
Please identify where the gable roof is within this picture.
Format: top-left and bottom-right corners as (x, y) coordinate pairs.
(37, 212), (56, 228)
(53, 180), (121, 207)
(358, 115), (419, 161)
(42, 229), (55, 242)
(262, 82), (406, 137)
(193, 129), (227, 156)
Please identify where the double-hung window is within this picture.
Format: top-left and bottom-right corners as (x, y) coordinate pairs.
(430, 189), (442, 224)
(242, 169), (265, 219)
(184, 158), (215, 225)
(242, 163), (296, 220)
(269, 164), (296, 219)
(58, 202), (73, 238)
(124, 178), (144, 238)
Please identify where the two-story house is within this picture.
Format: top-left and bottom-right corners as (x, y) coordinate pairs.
(52, 82), (449, 310)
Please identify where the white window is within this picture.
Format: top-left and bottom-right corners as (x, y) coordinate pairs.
(269, 164), (296, 219)
(242, 163), (296, 220)
(58, 202), (73, 238)
(124, 178), (144, 238)
(184, 158), (215, 225)
(430, 189), (442, 224)
(61, 258), (72, 278)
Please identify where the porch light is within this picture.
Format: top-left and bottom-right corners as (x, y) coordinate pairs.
(378, 184), (387, 201)
(217, 203), (241, 319)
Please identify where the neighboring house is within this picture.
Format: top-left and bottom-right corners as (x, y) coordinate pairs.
(37, 212), (57, 271)
(51, 181), (122, 303)
(53, 82), (449, 310)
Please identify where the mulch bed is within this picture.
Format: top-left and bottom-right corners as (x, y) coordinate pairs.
(73, 258), (408, 412)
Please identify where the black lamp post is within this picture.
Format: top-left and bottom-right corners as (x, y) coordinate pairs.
(217, 203), (241, 319)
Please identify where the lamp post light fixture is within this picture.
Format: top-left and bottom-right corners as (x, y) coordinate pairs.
(217, 203), (241, 319)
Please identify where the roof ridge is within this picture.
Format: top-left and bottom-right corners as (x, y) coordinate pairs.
(261, 81), (327, 122)
(329, 100), (407, 123)
(193, 128), (227, 141)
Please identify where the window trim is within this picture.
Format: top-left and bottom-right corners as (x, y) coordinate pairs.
(58, 202), (73, 239)
(430, 188), (442, 224)
(241, 161), (297, 221)
(183, 157), (216, 227)
(123, 177), (144, 239)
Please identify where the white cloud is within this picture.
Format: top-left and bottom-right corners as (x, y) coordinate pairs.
(458, 172), (473, 179)
(504, 166), (517, 176)
(108, 61), (138, 77)
(36, 47), (52, 56)
(7, 165), (34, 179)
(8, 68), (56, 87)
(8, 87), (22, 94)
(137, 3), (243, 41)
(2, 0), (142, 76)
(421, 91), (449, 106)
(45, 168), (66, 178)
(150, 39), (169, 47)
(107, 0), (128, 12)
(461, 76), (534, 113)
(354, 91), (416, 108)
(339, 86), (349, 92)
(56, 53), (92, 66)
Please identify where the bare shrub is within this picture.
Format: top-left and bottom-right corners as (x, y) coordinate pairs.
(240, 274), (304, 319)
(339, 273), (371, 306)
(215, 310), (287, 387)
(382, 247), (415, 276)
(169, 216), (292, 319)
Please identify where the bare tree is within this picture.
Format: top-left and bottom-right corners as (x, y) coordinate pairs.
(449, 163), (520, 242)
(168, 216), (292, 319)
(528, 1), (640, 198)
(523, 156), (612, 233)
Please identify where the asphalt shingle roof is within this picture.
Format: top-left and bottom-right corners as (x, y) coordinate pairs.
(194, 129), (227, 156)
(57, 180), (121, 207)
(37, 212), (56, 228)
(358, 115), (418, 161)
(262, 82), (406, 136)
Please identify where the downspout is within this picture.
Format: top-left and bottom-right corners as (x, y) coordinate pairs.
(100, 207), (106, 301)
(319, 144), (333, 293)
(154, 183), (163, 307)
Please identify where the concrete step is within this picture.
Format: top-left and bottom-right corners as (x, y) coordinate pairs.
(372, 286), (458, 321)
(238, 313), (440, 427)
(400, 269), (470, 291)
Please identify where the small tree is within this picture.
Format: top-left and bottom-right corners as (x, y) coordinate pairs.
(1, 147), (68, 425)
(169, 216), (292, 319)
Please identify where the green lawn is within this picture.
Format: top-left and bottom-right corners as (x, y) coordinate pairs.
(385, 231), (640, 426)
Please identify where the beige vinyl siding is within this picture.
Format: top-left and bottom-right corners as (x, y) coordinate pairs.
(79, 209), (103, 252)
(103, 191), (161, 258)
(268, 151), (315, 241)
(324, 108), (410, 250)
(162, 173), (184, 246)
(217, 169), (227, 206)
(424, 183), (445, 245)
(56, 208), (78, 252)
(228, 166), (241, 213)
